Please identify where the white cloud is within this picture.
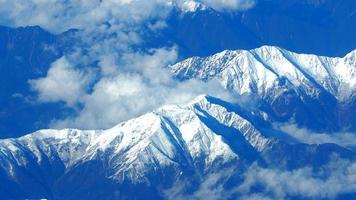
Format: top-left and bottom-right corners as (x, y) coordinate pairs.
(37, 47), (232, 129)
(201, 0), (256, 11)
(164, 168), (236, 200)
(3, 2), (355, 199)
(29, 57), (93, 106)
(164, 158), (356, 200)
(0, 0), (256, 34)
(0, 0), (173, 33)
(7, 0), (249, 130)
(275, 123), (356, 150)
(239, 160), (356, 199)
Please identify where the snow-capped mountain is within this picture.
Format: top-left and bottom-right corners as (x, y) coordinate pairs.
(1, 95), (355, 199)
(171, 46), (356, 131)
(1, 0), (355, 199)
(178, 0), (208, 13)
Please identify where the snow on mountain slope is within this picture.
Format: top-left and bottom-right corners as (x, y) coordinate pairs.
(0, 95), (272, 183)
(171, 46), (356, 131)
(83, 96), (248, 181)
(178, 0), (208, 13)
(171, 46), (356, 99)
(0, 129), (100, 172)
(0, 95), (355, 199)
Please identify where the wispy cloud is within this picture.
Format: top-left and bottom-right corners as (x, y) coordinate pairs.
(164, 167), (237, 200)
(239, 159), (356, 199)
(201, 0), (256, 11)
(164, 158), (356, 200)
(275, 123), (356, 150)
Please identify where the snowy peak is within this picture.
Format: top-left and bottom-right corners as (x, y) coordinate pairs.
(171, 46), (356, 131)
(87, 94), (273, 179)
(0, 129), (100, 169)
(178, 0), (208, 13)
(171, 46), (356, 100)
(0, 95), (273, 182)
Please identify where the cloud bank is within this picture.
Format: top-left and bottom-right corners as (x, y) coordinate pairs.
(0, 0), (256, 33)
(30, 46), (232, 129)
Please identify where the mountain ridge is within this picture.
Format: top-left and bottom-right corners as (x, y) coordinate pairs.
(1, 95), (355, 199)
(171, 46), (356, 132)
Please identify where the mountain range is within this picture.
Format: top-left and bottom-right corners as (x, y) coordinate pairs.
(1, 0), (356, 138)
(1, 1), (356, 199)
(1, 46), (356, 199)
